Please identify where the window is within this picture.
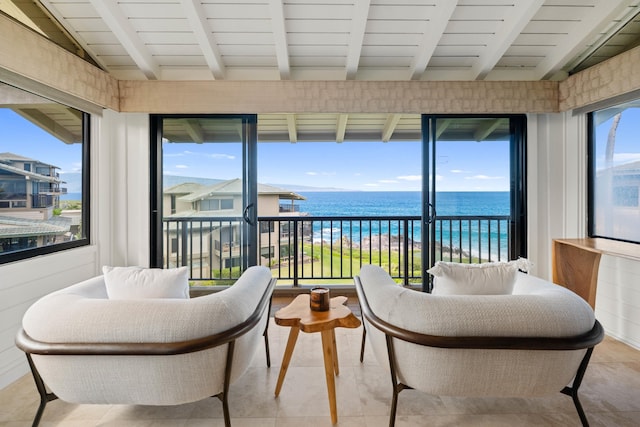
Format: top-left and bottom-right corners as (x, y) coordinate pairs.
(0, 82), (90, 263)
(200, 198), (233, 211)
(589, 100), (640, 244)
(221, 199), (233, 210)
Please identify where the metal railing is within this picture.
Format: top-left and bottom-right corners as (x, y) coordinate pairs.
(259, 216), (421, 286)
(31, 194), (55, 208)
(162, 214), (510, 286)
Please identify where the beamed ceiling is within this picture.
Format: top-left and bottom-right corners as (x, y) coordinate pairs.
(2, 0), (640, 143)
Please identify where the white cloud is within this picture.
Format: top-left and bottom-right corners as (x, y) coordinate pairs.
(465, 174), (503, 180)
(179, 150), (234, 160)
(59, 162), (83, 174)
(209, 153), (235, 160)
(379, 179), (399, 184)
(397, 175), (421, 181)
(365, 183), (379, 187)
(307, 171), (336, 176)
(450, 169), (471, 174)
(175, 164), (189, 169)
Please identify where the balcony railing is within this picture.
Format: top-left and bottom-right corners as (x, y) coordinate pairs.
(279, 204), (301, 213)
(162, 214), (510, 286)
(31, 194), (55, 208)
(0, 199), (27, 208)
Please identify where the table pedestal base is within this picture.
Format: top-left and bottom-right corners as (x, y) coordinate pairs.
(273, 295), (360, 424)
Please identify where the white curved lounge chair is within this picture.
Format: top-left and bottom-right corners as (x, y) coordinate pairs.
(16, 265), (276, 427)
(355, 264), (603, 427)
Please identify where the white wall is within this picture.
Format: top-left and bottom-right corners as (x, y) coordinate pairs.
(0, 246), (99, 388)
(0, 110), (151, 389)
(529, 112), (640, 350)
(596, 255), (640, 348)
(527, 112), (587, 278)
(3, 108), (639, 390)
(98, 110), (150, 268)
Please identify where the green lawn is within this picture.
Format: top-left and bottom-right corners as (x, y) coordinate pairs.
(191, 242), (486, 287)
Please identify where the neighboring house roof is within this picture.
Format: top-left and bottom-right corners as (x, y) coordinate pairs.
(0, 152), (61, 184)
(613, 160), (640, 173)
(0, 215), (71, 238)
(177, 178), (306, 202)
(164, 182), (205, 195)
(598, 160), (640, 176)
(0, 152), (36, 162)
(0, 152), (60, 169)
(0, 162), (61, 184)
(177, 178), (243, 202)
(257, 183), (307, 201)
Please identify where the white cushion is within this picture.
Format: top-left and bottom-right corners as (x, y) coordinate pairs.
(427, 258), (531, 295)
(102, 266), (190, 299)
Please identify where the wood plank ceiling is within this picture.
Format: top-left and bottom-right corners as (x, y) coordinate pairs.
(3, 0), (640, 142)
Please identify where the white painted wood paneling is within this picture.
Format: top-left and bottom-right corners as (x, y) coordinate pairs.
(0, 246), (99, 388)
(596, 255), (640, 348)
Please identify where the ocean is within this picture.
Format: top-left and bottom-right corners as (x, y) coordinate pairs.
(297, 191), (509, 217)
(297, 191), (510, 259)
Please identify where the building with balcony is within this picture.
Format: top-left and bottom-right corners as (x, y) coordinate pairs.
(0, 152), (71, 252)
(163, 178), (305, 275)
(0, 152), (64, 213)
(1, 1), (640, 425)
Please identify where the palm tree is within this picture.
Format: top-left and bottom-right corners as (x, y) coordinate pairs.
(603, 112), (621, 235)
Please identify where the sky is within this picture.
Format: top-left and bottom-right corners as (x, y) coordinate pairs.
(0, 109), (82, 174)
(164, 137), (512, 192)
(3, 107), (639, 193)
(594, 107), (640, 170)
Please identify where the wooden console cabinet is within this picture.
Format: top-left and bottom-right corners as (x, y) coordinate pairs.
(552, 238), (640, 309)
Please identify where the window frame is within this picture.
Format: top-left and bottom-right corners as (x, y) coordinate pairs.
(0, 108), (91, 264)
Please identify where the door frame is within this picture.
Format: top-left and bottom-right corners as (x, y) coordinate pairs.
(149, 113), (259, 272)
(421, 114), (527, 291)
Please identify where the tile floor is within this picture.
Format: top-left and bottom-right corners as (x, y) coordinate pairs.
(1, 297), (639, 427)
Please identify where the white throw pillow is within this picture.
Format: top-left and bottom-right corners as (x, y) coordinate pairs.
(103, 266), (190, 299)
(427, 258), (531, 295)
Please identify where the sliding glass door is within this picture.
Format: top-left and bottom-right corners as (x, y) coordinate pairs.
(421, 115), (527, 291)
(150, 114), (258, 285)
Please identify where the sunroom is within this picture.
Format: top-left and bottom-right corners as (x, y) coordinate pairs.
(1, 1), (639, 425)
